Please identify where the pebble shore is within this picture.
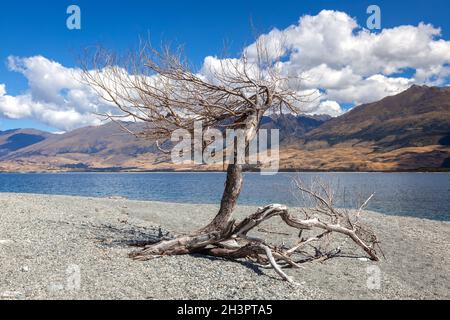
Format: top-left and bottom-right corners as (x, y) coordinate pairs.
(0, 193), (449, 300)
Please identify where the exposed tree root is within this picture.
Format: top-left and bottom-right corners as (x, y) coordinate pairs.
(130, 184), (382, 283)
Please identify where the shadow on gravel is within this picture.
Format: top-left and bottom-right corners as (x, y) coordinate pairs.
(46, 219), (172, 248)
(189, 253), (266, 276)
(93, 224), (173, 248)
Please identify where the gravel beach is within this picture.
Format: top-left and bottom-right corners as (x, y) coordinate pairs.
(0, 193), (449, 300)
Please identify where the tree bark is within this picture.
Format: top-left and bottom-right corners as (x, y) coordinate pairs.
(201, 163), (243, 232)
(200, 111), (260, 233)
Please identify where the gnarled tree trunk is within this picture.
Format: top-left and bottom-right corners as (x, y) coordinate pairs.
(201, 163), (243, 233)
(131, 113), (261, 258)
(200, 111), (261, 232)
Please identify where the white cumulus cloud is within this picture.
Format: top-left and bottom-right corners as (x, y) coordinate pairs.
(0, 56), (114, 131)
(2, 10), (450, 130)
(314, 100), (343, 117)
(232, 10), (450, 113)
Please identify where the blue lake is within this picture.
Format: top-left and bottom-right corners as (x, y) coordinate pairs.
(0, 172), (449, 221)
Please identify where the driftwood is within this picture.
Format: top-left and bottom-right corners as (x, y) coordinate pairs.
(130, 180), (381, 284)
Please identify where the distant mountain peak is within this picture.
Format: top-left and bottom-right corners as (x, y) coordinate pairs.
(0, 86), (448, 172)
(409, 84), (429, 89)
(306, 85), (450, 149)
(405, 84), (450, 94)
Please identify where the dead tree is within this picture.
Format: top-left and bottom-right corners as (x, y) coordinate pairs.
(81, 40), (381, 283)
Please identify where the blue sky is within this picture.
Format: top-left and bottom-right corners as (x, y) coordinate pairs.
(1, 0), (450, 132)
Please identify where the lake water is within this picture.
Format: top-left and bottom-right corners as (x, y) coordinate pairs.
(0, 172), (449, 221)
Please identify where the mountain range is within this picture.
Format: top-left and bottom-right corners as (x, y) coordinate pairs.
(0, 85), (449, 172)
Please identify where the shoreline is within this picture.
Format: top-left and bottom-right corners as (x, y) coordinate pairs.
(0, 191), (448, 223)
(1, 193), (449, 300)
(1, 169), (450, 174)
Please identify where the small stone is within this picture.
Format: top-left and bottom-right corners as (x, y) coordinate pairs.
(358, 258), (370, 262)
